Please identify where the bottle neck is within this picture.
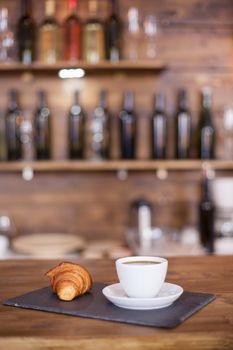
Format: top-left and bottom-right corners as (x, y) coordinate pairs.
(89, 0), (98, 18)
(68, 0), (77, 14)
(38, 91), (46, 108)
(99, 90), (107, 109)
(9, 90), (18, 110)
(111, 0), (118, 16)
(21, 0), (30, 17)
(201, 88), (213, 118)
(201, 175), (212, 202)
(154, 93), (165, 113)
(123, 91), (134, 111)
(74, 90), (80, 105)
(45, 0), (55, 17)
(178, 89), (188, 111)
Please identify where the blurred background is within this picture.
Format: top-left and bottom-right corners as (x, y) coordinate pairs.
(0, 0), (232, 260)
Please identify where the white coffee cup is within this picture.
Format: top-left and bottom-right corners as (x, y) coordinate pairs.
(115, 256), (168, 298)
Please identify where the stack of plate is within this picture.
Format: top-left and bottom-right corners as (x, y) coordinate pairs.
(11, 233), (85, 259)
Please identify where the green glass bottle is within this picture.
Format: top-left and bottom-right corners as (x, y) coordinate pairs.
(175, 89), (192, 159)
(5, 90), (23, 161)
(198, 88), (215, 159)
(34, 90), (51, 160)
(119, 91), (137, 159)
(151, 93), (167, 159)
(69, 90), (85, 159)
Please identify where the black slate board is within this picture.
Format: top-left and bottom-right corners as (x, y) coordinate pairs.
(3, 282), (215, 329)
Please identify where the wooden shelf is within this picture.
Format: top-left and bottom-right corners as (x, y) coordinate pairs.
(0, 160), (232, 173)
(0, 60), (166, 73)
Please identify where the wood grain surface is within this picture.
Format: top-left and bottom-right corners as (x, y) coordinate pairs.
(0, 256), (233, 349)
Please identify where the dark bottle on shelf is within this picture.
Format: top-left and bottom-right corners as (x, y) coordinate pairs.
(69, 90), (85, 159)
(119, 91), (136, 159)
(0, 114), (7, 161)
(105, 0), (121, 62)
(5, 90), (23, 161)
(90, 90), (111, 160)
(34, 90), (51, 160)
(17, 0), (35, 64)
(63, 0), (81, 61)
(151, 93), (167, 159)
(199, 172), (215, 253)
(198, 87), (215, 159)
(175, 89), (192, 159)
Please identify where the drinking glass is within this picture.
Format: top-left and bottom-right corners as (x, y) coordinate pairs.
(143, 15), (158, 59)
(124, 7), (141, 60)
(223, 107), (233, 159)
(0, 8), (15, 62)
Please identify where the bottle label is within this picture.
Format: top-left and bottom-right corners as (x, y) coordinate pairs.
(201, 126), (214, 156)
(84, 24), (105, 63)
(36, 114), (50, 150)
(65, 23), (81, 60)
(90, 109), (109, 159)
(154, 115), (165, 149)
(22, 49), (32, 64)
(39, 27), (60, 63)
(178, 113), (190, 149)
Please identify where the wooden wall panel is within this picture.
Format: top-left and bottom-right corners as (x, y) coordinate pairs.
(0, 171), (202, 240)
(0, 0), (232, 242)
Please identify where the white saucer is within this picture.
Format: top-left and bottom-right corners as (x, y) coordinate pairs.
(102, 282), (183, 310)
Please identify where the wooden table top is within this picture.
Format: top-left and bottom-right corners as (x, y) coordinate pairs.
(0, 256), (233, 350)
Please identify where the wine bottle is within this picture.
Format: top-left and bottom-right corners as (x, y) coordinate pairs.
(39, 0), (60, 63)
(175, 89), (192, 159)
(119, 91), (136, 159)
(63, 0), (81, 61)
(151, 93), (167, 159)
(34, 90), (51, 160)
(5, 90), (23, 161)
(17, 0), (35, 64)
(199, 172), (215, 253)
(69, 90), (85, 159)
(105, 0), (121, 62)
(198, 87), (215, 159)
(90, 90), (111, 160)
(0, 112), (7, 161)
(83, 0), (105, 63)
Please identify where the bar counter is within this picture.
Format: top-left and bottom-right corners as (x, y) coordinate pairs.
(0, 256), (233, 350)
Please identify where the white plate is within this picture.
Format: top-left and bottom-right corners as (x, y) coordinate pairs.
(102, 282), (183, 310)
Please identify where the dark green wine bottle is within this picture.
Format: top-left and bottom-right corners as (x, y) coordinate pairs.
(69, 90), (85, 159)
(105, 0), (121, 61)
(90, 90), (111, 160)
(17, 0), (35, 64)
(175, 89), (191, 159)
(151, 93), (167, 159)
(34, 90), (51, 160)
(119, 91), (137, 159)
(199, 172), (215, 253)
(198, 88), (215, 159)
(5, 90), (23, 161)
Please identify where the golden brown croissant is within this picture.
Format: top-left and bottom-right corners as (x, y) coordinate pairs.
(46, 262), (92, 301)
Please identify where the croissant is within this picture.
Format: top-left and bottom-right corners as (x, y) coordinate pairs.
(46, 262), (92, 301)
